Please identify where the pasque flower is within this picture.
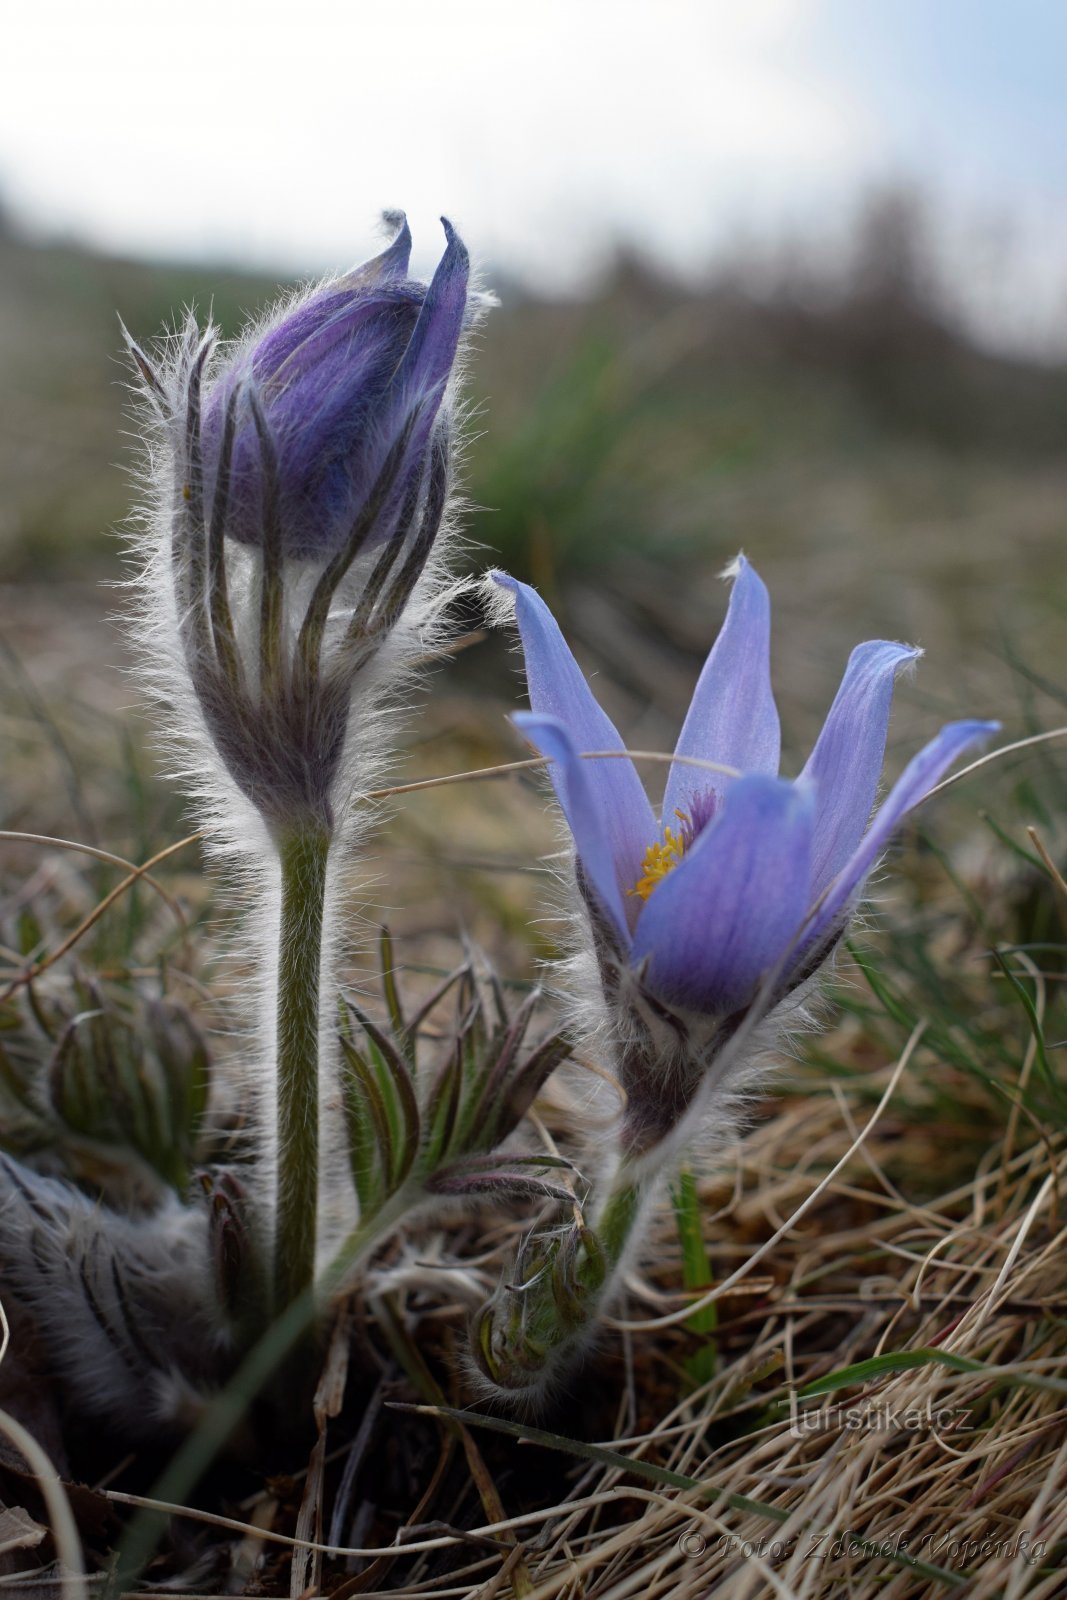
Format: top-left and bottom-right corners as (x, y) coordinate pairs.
(123, 216), (480, 1319)
(126, 213), (473, 837)
(471, 560), (998, 1399)
(492, 559), (997, 1148)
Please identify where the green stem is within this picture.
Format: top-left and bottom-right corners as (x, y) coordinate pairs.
(273, 823), (331, 1315)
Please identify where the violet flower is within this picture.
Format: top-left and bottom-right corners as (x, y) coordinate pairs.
(492, 558), (997, 1152)
(471, 559), (998, 1400)
(125, 213), (474, 839)
(123, 216), (480, 1318)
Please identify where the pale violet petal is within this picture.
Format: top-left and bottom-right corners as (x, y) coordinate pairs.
(663, 556), (780, 828)
(390, 217), (469, 404)
(632, 774), (813, 1014)
(803, 719), (1000, 949)
(494, 571), (655, 894)
(801, 640), (921, 897)
(513, 713), (634, 946)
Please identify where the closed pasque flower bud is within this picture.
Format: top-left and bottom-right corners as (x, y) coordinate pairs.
(199, 214), (468, 563)
(121, 215), (486, 1321)
(125, 213), (478, 841)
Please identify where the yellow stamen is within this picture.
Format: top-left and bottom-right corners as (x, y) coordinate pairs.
(629, 811), (690, 901)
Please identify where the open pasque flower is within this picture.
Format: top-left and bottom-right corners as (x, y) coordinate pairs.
(492, 559), (997, 1152)
(469, 558), (998, 1400)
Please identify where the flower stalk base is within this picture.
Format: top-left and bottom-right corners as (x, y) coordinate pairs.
(273, 824), (331, 1317)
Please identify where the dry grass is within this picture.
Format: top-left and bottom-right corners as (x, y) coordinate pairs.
(81, 1016), (1066, 1597)
(1, 574), (1064, 1596)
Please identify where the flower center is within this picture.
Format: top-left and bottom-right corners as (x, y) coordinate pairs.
(628, 789), (720, 902)
(630, 812), (689, 901)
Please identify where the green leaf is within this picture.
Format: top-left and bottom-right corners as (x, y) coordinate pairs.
(338, 1034), (390, 1211)
(670, 1165), (717, 1386)
(377, 927), (411, 1067)
(403, 962), (468, 1058)
(980, 811), (1046, 873)
(344, 1000), (420, 1187)
(773, 1347), (1067, 1403)
(992, 949), (1062, 1107)
(846, 943), (915, 1030)
(482, 1031), (571, 1148)
(423, 1051), (463, 1170)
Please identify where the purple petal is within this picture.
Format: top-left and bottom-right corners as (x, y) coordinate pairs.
(252, 284), (418, 388)
(803, 719), (1000, 948)
(801, 640), (921, 897)
(662, 557), (780, 828)
(362, 219), (470, 532)
(203, 289), (424, 557)
(260, 216), (413, 377)
(261, 300), (415, 433)
(632, 774), (814, 1014)
(345, 212), (413, 285)
(200, 220), (467, 561)
(495, 572), (656, 902)
(390, 218), (469, 408)
(512, 713), (635, 946)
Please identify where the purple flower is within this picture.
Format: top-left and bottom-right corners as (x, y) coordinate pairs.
(493, 559), (997, 1020)
(200, 215), (470, 562)
(123, 214), (481, 836)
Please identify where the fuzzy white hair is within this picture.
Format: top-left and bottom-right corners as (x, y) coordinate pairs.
(0, 1155), (225, 1429)
(118, 258), (487, 1257)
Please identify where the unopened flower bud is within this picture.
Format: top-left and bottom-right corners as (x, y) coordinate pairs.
(124, 214), (480, 839)
(200, 215), (468, 563)
(471, 1222), (607, 1399)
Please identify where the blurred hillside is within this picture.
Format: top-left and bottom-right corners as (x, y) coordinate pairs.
(0, 194), (1065, 759)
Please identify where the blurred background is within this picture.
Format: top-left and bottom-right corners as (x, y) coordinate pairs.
(4, 11), (1066, 1569)
(1, 0), (1065, 948)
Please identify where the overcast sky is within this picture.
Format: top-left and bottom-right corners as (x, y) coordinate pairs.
(4, 0), (1067, 351)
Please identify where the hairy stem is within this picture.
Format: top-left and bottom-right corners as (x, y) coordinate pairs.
(273, 823), (331, 1315)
